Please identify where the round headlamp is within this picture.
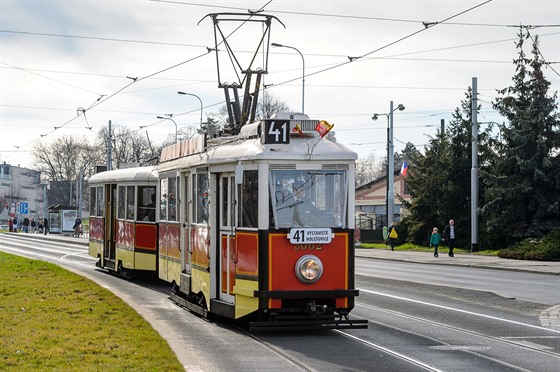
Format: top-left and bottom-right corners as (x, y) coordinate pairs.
(295, 255), (323, 284)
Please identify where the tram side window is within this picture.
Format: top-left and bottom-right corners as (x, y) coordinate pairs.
(160, 178), (168, 221)
(196, 173), (209, 224)
(117, 186), (126, 219)
(126, 185), (135, 220)
(239, 170), (258, 228)
(137, 186), (156, 221)
(96, 187), (104, 216)
(168, 177), (177, 221)
(90, 188), (96, 216)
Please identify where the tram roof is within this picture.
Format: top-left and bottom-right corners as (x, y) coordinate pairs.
(158, 121), (357, 173)
(88, 166), (158, 185)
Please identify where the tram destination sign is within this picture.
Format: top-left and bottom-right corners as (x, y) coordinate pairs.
(289, 228), (333, 244)
(262, 119), (290, 145)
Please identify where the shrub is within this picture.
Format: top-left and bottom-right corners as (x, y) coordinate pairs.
(498, 228), (560, 261)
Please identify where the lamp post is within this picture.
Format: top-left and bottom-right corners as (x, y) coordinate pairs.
(177, 91), (203, 130)
(271, 43), (305, 114)
(156, 114), (178, 143)
(372, 101), (405, 226)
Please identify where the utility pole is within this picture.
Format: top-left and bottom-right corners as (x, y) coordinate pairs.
(388, 101), (395, 225)
(78, 170), (83, 219)
(107, 120), (113, 171)
(471, 77), (479, 252)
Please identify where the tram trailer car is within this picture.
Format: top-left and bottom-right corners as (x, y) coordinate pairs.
(89, 166), (159, 278)
(89, 113), (368, 331)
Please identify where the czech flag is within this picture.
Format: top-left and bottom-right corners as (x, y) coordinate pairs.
(400, 162), (409, 177)
(315, 120), (334, 138)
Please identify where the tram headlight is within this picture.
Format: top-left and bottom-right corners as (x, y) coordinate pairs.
(295, 255), (323, 284)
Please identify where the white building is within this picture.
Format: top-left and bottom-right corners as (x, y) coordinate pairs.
(0, 163), (44, 225)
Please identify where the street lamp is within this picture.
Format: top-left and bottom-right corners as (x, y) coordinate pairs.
(177, 91), (203, 130)
(372, 101), (405, 226)
(271, 42), (305, 114)
(156, 114), (178, 143)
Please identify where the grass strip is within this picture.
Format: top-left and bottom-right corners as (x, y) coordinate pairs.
(0, 251), (184, 371)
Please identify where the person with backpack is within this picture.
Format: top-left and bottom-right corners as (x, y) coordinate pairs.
(388, 221), (398, 251)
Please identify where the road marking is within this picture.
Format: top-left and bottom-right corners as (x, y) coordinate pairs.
(358, 288), (560, 334)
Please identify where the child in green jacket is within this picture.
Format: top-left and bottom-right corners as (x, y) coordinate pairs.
(430, 227), (443, 258)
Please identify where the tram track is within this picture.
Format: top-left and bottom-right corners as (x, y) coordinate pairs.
(356, 300), (560, 358)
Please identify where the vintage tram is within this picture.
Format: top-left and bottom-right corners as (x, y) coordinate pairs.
(88, 113), (367, 331)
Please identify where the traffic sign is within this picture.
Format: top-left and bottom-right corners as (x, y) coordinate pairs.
(19, 202), (28, 215)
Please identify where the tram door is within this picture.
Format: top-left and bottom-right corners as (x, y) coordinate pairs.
(219, 174), (236, 303)
(103, 184), (117, 268)
(181, 173), (191, 276)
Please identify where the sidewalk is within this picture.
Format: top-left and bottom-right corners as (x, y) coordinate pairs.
(4, 232), (559, 275)
(355, 247), (560, 275)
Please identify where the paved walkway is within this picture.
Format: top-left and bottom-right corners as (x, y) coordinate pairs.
(355, 247), (560, 275)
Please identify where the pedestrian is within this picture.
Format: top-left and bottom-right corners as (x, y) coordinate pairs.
(8, 218), (13, 232)
(30, 218), (36, 233)
(73, 217), (82, 237)
(443, 219), (456, 257)
(430, 227), (443, 258)
(12, 216), (18, 232)
(23, 216), (30, 233)
(388, 221), (398, 251)
(43, 217), (49, 235)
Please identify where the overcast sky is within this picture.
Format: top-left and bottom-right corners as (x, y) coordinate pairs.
(1, 0), (559, 169)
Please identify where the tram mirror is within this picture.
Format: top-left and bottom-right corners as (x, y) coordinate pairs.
(235, 163), (243, 184)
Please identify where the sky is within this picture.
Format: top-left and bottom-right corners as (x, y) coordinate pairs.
(1, 0), (559, 170)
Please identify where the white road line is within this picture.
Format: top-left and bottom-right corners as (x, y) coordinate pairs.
(358, 288), (560, 334)
(334, 330), (444, 372)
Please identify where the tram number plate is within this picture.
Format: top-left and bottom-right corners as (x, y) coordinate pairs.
(289, 228), (332, 244)
(263, 119), (290, 144)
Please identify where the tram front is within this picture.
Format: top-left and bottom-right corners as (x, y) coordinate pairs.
(251, 114), (368, 331)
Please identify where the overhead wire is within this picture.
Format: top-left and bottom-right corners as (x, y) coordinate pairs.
(269, 0), (495, 88)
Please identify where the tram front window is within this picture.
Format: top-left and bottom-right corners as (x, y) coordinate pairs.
(269, 170), (348, 229)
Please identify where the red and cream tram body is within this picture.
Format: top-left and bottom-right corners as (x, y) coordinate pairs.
(89, 114), (367, 330)
(89, 167), (159, 278)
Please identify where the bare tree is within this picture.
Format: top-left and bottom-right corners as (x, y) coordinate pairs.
(33, 135), (100, 206)
(256, 91), (291, 120)
(96, 125), (156, 168)
(214, 91), (291, 128)
(33, 136), (98, 182)
(355, 152), (384, 187)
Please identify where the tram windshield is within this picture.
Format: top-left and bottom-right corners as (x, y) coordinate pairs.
(269, 170), (348, 229)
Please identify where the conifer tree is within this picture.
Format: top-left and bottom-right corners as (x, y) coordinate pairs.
(402, 89), (493, 247)
(482, 28), (560, 244)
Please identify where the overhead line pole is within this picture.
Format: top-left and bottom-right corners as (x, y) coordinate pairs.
(471, 77), (479, 252)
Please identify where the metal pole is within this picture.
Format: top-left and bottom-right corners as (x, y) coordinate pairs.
(386, 125), (389, 226)
(471, 77), (479, 252)
(271, 44), (304, 113)
(177, 92), (203, 131)
(156, 116), (178, 143)
(43, 184), (47, 219)
(107, 120), (112, 171)
(78, 170), (83, 219)
(388, 101), (395, 225)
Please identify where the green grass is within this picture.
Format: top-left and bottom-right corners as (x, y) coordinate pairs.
(0, 252), (184, 371)
(357, 242), (500, 256)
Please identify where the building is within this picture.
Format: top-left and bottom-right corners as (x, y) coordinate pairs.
(355, 172), (411, 242)
(0, 163), (44, 225)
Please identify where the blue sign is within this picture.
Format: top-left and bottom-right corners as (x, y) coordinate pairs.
(19, 202), (28, 215)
